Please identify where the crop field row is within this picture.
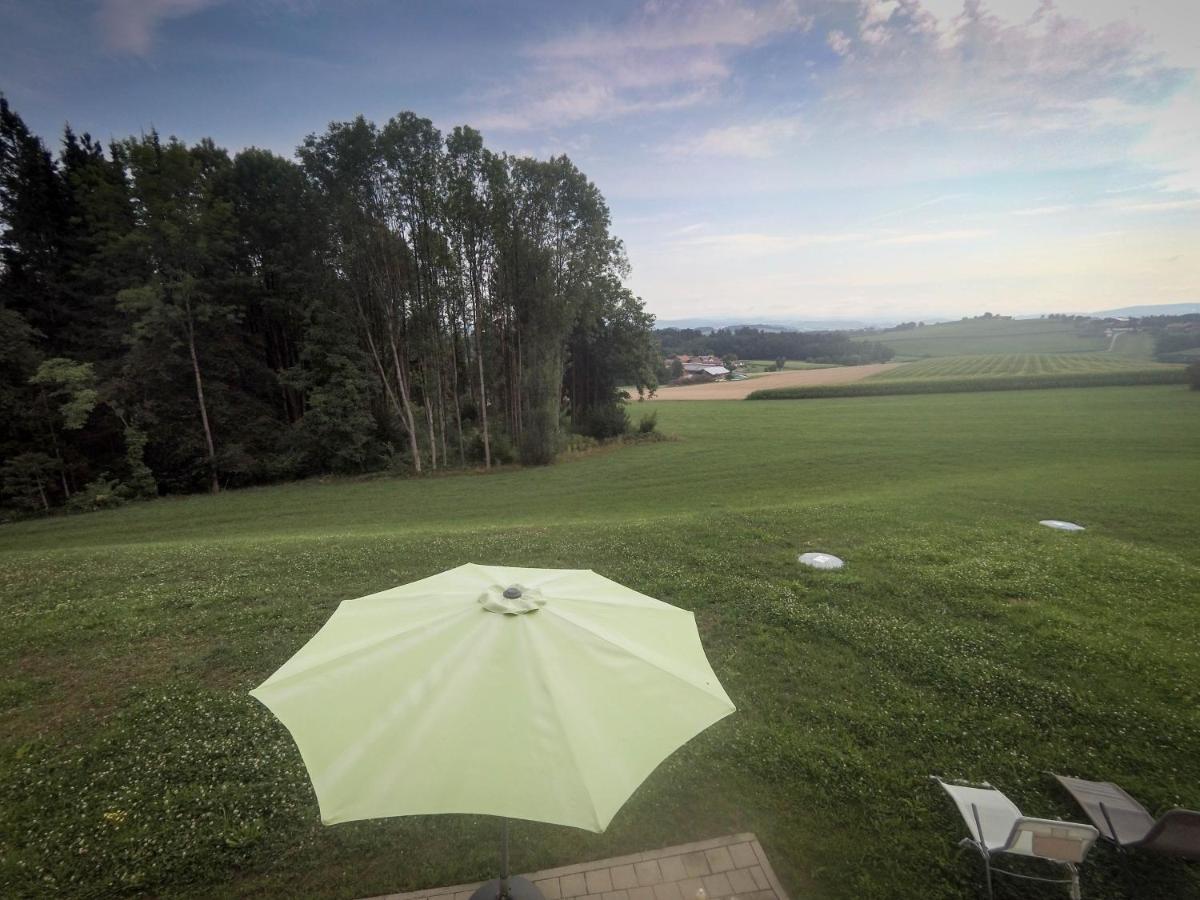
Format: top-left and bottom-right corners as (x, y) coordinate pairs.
(748, 367), (1188, 400)
(871, 353), (1178, 381)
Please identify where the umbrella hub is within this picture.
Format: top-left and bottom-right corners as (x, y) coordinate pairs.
(480, 584), (546, 615)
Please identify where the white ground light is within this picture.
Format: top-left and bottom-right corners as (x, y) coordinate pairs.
(799, 552), (844, 570)
(1039, 520), (1086, 532)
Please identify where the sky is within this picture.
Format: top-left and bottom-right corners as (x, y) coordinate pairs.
(2, 0), (1198, 322)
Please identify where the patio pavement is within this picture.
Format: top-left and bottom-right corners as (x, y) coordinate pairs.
(366, 833), (788, 900)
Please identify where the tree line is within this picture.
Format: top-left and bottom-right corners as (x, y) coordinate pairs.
(656, 327), (895, 366)
(0, 99), (659, 514)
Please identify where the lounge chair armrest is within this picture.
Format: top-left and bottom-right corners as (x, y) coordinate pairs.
(1136, 809), (1200, 858)
(1004, 817), (1099, 863)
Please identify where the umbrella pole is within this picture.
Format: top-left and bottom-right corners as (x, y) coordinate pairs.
(470, 817), (541, 900)
(500, 818), (510, 899)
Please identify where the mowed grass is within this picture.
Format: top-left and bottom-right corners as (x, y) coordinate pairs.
(866, 319), (1111, 357)
(870, 353), (1178, 380)
(2, 387), (1200, 899)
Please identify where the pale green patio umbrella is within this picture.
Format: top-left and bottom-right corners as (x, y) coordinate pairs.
(251, 564), (735, 899)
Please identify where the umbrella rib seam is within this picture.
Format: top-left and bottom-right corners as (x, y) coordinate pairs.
(253, 606), (471, 691)
(524, 630), (605, 833)
(545, 608), (732, 702)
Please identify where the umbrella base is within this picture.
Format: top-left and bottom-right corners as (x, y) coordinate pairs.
(469, 876), (544, 900)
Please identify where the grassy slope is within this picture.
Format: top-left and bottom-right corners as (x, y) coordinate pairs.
(2, 387), (1200, 899)
(866, 319), (1110, 357)
(1109, 331), (1157, 358)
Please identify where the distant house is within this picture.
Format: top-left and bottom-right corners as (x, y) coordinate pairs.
(668, 353), (726, 367)
(683, 362), (730, 377)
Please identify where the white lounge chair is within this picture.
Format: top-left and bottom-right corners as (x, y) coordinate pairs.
(931, 776), (1100, 899)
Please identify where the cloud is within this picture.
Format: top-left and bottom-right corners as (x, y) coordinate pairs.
(1011, 205), (1074, 217)
(534, 0), (811, 58)
(95, 0), (227, 55)
(1131, 82), (1200, 192)
(477, 83), (712, 131)
(666, 226), (995, 257)
(819, 0), (1187, 136)
(668, 230), (872, 257)
(874, 228), (993, 245)
(687, 117), (804, 158)
(475, 0), (810, 130)
(94, 0), (315, 56)
(826, 29), (852, 56)
(1110, 197), (1200, 214)
(862, 193), (968, 223)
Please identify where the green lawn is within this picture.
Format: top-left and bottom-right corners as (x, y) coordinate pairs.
(864, 319), (1112, 357)
(3, 387), (1199, 899)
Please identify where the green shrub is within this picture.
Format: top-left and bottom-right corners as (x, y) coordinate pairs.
(66, 476), (126, 512)
(485, 430), (517, 465)
(637, 411), (658, 434)
(577, 404), (630, 440)
(560, 433), (600, 454)
(0, 452), (58, 512)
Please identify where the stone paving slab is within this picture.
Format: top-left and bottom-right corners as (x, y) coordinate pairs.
(366, 833), (788, 900)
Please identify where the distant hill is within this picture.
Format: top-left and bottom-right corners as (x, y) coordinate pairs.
(861, 317), (1113, 358)
(1090, 302), (1200, 318)
(655, 317), (878, 332)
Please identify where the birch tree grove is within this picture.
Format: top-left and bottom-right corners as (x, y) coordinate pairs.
(0, 100), (659, 512)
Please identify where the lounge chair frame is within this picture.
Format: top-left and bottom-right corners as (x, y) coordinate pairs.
(931, 776), (1099, 900)
(1052, 773), (1200, 860)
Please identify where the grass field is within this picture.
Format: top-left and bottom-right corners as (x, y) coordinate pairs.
(864, 318), (1112, 357)
(3, 387), (1200, 899)
(1161, 346), (1200, 363)
(869, 353), (1178, 380)
(1108, 331), (1157, 359)
(740, 360), (840, 372)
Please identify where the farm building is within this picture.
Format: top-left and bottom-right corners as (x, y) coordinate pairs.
(683, 363), (730, 377)
(669, 354), (726, 367)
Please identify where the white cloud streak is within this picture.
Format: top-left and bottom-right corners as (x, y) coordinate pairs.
(668, 226), (994, 255)
(874, 228), (993, 245)
(688, 117), (804, 158)
(820, 0), (1186, 137)
(475, 0), (810, 130)
(95, 0), (226, 55)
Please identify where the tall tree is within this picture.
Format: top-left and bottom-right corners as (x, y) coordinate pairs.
(499, 156), (618, 464)
(445, 126), (496, 468)
(117, 134), (240, 494)
(0, 96), (71, 342)
(299, 116), (425, 472)
(1, 99), (659, 513)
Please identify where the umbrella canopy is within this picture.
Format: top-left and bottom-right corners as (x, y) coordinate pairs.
(251, 564), (735, 833)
